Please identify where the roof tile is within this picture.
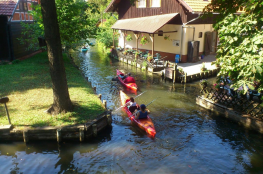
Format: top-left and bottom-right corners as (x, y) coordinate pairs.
(183, 0), (211, 12)
(0, 0), (17, 16)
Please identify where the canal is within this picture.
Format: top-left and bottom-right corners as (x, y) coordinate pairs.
(0, 44), (263, 173)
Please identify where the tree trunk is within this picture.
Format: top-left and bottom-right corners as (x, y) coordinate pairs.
(40, 0), (73, 114)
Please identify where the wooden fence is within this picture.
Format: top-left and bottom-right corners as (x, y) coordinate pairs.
(201, 86), (263, 120)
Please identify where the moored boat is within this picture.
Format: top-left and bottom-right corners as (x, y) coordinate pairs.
(81, 47), (88, 52)
(116, 69), (137, 91)
(120, 90), (156, 138)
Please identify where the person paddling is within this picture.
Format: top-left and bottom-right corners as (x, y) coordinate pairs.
(123, 73), (135, 83)
(126, 97), (139, 113)
(135, 104), (150, 119)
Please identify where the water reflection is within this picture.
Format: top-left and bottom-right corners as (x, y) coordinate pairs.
(0, 44), (263, 173)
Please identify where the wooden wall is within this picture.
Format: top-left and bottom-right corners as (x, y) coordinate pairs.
(117, 0), (188, 23)
(0, 16), (11, 60)
(9, 21), (38, 60)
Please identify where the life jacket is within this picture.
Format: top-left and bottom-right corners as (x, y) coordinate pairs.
(138, 110), (148, 119)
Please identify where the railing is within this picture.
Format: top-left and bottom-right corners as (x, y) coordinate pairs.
(200, 85), (263, 120)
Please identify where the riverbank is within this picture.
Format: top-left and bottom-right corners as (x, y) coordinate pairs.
(0, 52), (105, 128)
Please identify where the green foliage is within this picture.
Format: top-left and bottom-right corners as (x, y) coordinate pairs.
(140, 35), (149, 45)
(12, 59), (20, 64)
(142, 60), (148, 67)
(126, 34), (133, 41)
(203, 0), (263, 93)
(18, 0), (100, 50)
(96, 16), (118, 48)
(178, 67), (184, 74)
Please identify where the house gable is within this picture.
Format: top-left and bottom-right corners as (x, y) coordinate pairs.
(115, 0), (189, 23)
(0, 0), (17, 16)
(105, 0), (212, 23)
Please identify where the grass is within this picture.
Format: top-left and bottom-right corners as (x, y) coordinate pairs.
(0, 52), (105, 128)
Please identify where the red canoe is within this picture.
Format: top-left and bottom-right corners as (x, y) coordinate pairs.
(120, 90), (156, 138)
(116, 69), (137, 91)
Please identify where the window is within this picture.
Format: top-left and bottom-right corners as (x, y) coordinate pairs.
(19, 0), (28, 11)
(151, 0), (161, 7)
(137, 0), (146, 8)
(199, 32), (203, 38)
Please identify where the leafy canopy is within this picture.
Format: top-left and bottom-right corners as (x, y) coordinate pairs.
(19, 0), (100, 50)
(203, 0), (263, 93)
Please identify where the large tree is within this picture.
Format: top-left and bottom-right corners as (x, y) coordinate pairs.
(40, 0), (73, 114)
(203, 0), (263, 93)
(20, 0), (99, 51)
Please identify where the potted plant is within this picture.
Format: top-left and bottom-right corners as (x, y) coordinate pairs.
(212, 61), (220, 67)
(123, 49), (128, 55)
(147, 53), (153, 62)
(134, 51), (139, 58)
(142, 60), (148, 70)
(178, 67), (184, 74)
(126, 34), (133, 41)
(113, 31), (120, 38)
(200, 79), (208, 87)
(140, 35), (149, 45)
(164, 35), (170, 41)
(213, 83), (223, 92)
(200, 62), (207, 71)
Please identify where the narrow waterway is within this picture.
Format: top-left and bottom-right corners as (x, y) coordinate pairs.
(1, 44), (263, 174)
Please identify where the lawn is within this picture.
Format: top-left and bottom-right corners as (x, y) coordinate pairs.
(0, 51), (105, 128)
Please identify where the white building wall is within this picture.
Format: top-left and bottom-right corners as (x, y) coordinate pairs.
(182, 24), (214, 55)
(117, 24), (215, 58)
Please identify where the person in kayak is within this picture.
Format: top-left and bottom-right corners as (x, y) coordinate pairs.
(123, 73), (135, 83)
(135, 104), (150, 119)
(119, 73), (126, 80)
(126, 97), (139, 113)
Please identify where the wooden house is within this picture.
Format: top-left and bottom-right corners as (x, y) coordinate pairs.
(0, 0), (40, 61)
(105, 0), (218, 62)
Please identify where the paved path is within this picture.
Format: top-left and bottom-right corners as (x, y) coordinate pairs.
(178, 54), (217, 75)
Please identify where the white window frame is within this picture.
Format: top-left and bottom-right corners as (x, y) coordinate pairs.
(151, 0), (161, 7)
(137, 0), (146, 8)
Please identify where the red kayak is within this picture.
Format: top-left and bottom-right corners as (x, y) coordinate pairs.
(120, 90), (156, 138)
(116, 69), (137, 91)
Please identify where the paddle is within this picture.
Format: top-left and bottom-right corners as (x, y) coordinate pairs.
(145, 97), (159, 107)
(112, 91), (147, 112)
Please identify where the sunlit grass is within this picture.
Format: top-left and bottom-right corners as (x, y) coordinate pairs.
(0, 52), (105, 128)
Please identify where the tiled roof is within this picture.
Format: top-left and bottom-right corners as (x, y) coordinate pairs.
(183, 0), (211, 12)
(0, 0), (17, 16)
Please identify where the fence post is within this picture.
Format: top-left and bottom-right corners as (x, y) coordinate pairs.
(92, 124), (97, 137)
(79, 128), (85, 142)
(23, 130), (28, 143)
(0, 97), (11, 124)
(103, 100), (107, 109)
(173, 64), (177, 83)
(57, 129), (62, 143)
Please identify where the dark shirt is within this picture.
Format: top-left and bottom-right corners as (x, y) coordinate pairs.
(138, 110), (148, 119)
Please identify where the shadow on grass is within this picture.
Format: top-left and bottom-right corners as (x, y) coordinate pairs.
(0, 51), (105, 127)
(0, 51), (92, 96)
(26, 102), (105, 127)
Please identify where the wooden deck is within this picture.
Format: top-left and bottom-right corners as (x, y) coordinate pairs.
(164, 55), (220, 83)
(111, 49), (219, 83)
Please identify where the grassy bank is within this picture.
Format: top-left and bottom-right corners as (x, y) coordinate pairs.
(0, 52), (105, 128)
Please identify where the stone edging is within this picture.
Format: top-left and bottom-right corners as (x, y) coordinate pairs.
(196, 96), (263, 134)
(0, 110), (112, 143)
